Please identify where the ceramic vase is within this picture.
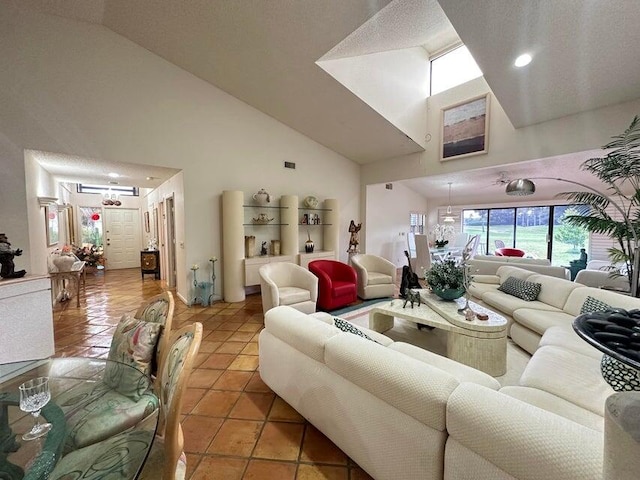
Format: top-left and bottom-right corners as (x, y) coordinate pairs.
(270, 240), (281, 256)
(244, 236), (255, 258)
(305, 240), (314, 253)
(432, 286), (465, 301)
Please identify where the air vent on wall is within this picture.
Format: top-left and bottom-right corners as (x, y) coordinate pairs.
(284, 161), (296, 169)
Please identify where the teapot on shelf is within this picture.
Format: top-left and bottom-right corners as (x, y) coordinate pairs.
(253, 189), (272, 205)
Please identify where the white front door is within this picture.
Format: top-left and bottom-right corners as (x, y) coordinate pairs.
(104, 208), (141, 269)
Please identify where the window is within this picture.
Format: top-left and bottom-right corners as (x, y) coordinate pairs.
(462, 204), (589, 265)
(409, 212), (426, 234)
(430, 46), (483, 96)
(77, 184), (139, 196)
(79, 207), (103, 247)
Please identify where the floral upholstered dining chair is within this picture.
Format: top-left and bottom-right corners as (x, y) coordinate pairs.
(139, 322), (203, 479)
(134, 291), (175, 377)
(49, 322), (203, 480)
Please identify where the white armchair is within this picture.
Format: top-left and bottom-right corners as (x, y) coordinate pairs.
(259, 262), (318, 314)
(351, 254), (396, 300)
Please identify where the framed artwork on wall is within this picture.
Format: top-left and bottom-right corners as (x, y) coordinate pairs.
(144, 211), (150, 233)
(441, 93), (490, 161)
(45, 204), (59, 246)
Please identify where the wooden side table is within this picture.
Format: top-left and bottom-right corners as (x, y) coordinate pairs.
(140, 250), (160, 280)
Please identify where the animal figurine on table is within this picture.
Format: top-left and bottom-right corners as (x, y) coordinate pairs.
(403, 289), (421, 309)
(260, 242), (268, 256)
(0, 233), (26, 279)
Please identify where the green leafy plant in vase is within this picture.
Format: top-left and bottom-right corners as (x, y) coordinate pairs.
(424, 259), (465, 300)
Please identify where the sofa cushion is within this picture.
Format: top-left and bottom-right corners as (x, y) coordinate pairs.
(496, 265), (536, 283)
(333, 317), (377, 343)
(512, 309), (574, 336)
(389, 342), (500, 390)
(519, 345), (614, 415)
(367, 272), (392, 285)
(499, 386), (604, 432)
(105, 314), (162, 400)
(332, 281), (356, 297)
(468, 281), (499, 299)
(279, 287), (311, 306)
(325, 334), (459, 430)
(498, 276), (542, 301)
(264, 306), (339, 362)
(563, 286), (640, 316)
(527, 274), (583, 309)
(482, 290), (561, 316)
(311, 311), (394, 346)
(539, 326), (603, 360)
(580, 295), (612, 314)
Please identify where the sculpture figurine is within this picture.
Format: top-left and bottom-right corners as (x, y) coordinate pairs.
(261, 241), (268, 256)
(0, 233), (26, 279)
(403, 289), (421, 309)
(347, 220), (362, 254)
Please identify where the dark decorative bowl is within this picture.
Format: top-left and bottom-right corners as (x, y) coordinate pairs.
(432, 286), (465, 301)
(573, 309), (640, 391)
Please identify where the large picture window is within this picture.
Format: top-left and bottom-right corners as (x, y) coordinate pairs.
(462, 204), (589, 265)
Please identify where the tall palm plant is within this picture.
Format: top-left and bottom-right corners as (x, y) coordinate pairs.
(560, 116), (640, 296)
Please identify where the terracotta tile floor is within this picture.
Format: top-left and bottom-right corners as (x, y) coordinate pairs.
(53, 268), (374, 480)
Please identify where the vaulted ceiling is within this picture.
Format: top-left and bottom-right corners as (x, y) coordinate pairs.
(12, 1), (640, 178)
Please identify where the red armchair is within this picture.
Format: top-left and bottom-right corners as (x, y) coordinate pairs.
(309, 260), (357, 311)
(495, 247), (526, 257)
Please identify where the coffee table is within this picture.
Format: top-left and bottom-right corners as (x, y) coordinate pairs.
(369, 290), (507, 376)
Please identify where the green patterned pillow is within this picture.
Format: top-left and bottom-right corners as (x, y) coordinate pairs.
(580, 296), (613, 314)
(498, 276), (542, 301)
(333, 317), (379, 343)
(104, 314), (162, 400)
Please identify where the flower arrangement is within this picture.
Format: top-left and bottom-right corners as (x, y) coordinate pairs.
(424, 259), (465, 292)
(431, 224), (455, 248)
(73, 244), (105, 268)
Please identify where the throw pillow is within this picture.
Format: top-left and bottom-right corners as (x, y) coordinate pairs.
(333, 317), (378, 343)
(497, 276), (542, 301)
(580, 296), (613, 314)
(104, 314), (162, 400)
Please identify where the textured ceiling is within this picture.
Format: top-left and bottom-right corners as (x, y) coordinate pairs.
(439, 0), (640, 128)
(31, 151), (181, 189)
(399, 149), (605, 205)
(14, 1), (640, 187)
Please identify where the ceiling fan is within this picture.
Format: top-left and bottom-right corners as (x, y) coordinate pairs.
(493, 171), (512, 186)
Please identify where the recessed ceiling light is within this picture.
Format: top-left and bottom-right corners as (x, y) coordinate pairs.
(514, 54), (532, 68)
(108, 172), (119, 178)
(146, 176), (155, 181)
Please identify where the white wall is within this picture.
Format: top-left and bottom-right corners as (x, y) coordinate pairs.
(318, 47), (429, 146)
(0, 7), (360, 302)
(365, 182), (428, 266)
(361, 77), (640, 186)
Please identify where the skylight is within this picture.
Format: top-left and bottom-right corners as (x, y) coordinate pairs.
(430, 46), (483, 95)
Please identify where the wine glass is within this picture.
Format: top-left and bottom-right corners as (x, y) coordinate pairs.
(19, 377), (53, 441)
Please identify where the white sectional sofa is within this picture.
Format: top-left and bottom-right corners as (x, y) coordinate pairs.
(468, 255), (570, 278)
(258, 304), (631, 480)
(469, 265), (640, 354)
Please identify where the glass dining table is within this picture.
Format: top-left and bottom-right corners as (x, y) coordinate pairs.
(0, 357), (159, 480)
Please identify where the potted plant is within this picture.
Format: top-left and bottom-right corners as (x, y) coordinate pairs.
(560, 116), (640, 297)
(424, 259), (465, 300)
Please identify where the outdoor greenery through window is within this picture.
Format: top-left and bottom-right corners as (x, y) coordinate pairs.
(79, 207), (103, 247)
(463, 205), (589, 266)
